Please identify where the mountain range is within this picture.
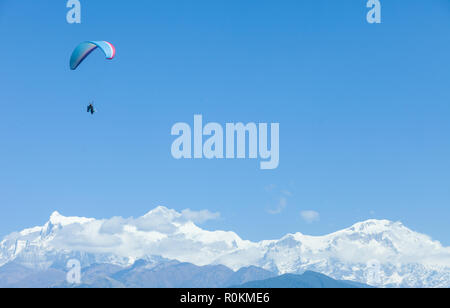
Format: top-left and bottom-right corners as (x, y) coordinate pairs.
(1, 206), (449, 288)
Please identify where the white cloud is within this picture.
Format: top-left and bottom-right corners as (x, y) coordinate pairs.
(180, 209), (221, 224)
(267, 188), (293, 215)
(281, 190), (292, 197)
(300, 210), (320, 223)
(99, 216), (130, 234)
(265, 184), (277, 192)
(268, 197), (287, 215)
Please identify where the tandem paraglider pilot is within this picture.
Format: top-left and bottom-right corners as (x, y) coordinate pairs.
(87, 103), (95, 115)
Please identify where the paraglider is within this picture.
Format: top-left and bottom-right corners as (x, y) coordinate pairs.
(87, 103), (95, 115)
(70, 41), (116, 114)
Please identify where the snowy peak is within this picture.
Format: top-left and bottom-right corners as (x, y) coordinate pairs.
(348, 219), (399, 234)
(341, 219), (417, 239)
(143, 206), (180, 218)
(277, 219), (407, 250)
(49, 211), (94, 226)
(49, 211), (64, 224)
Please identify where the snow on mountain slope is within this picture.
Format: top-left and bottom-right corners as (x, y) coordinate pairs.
(0, 207), (255, 270)
(1, 207), (449, 287)
(254, 220), (450, 287)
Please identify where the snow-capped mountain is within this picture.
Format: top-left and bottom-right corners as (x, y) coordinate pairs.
(1, 206), (449, 288)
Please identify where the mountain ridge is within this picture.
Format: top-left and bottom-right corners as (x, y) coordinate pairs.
(234, 271), (371, 288)
(1, 206), (450, 287)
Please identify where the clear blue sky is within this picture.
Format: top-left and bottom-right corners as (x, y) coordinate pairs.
(1, 0), (449, 244)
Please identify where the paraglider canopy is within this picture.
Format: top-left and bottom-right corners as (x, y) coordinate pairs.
(70, 41), (116, 70)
